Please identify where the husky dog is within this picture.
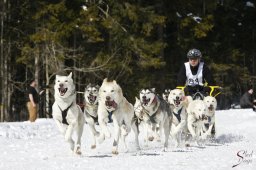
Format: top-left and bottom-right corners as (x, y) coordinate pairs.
(162, 89), (171, 102)
(52, 73), (85, 154)
(139, 88), (172, 151)
(97, 78), (139, 154)
(168, 89), (188, 147)
(202, 96), (217, 139)
(84, 84), (100, 149)
(186, 99), (207, 144)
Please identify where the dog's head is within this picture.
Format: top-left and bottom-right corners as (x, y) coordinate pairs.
(54, 72), (75, 98)
(168, 89), (185, 108)
(203, 96), (217, 113)
(99, 78), (123, 111)
(139, 88), (156, 106)
(162, 89), (171, 102)
(190, 100), (207, 121)
(84, 84), (100, 105)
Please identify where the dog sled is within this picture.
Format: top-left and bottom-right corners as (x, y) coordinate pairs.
(176, 85), (222, 100)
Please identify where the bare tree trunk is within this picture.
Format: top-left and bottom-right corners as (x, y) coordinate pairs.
(0, 0), (5, 121)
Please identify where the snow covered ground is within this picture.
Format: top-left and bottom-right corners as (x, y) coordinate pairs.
(0, 109), (255, 170)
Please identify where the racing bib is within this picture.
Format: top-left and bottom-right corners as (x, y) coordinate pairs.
(185, 62), (204, 86)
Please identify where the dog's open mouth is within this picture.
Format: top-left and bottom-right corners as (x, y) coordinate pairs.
(208, 105), (214, 111)
(88, 94), (97, 103)
(142, 98), (150, 106)
(174, 99), (181, 106)
(59, 87), (68, 96)
(105, 100), (117, 109)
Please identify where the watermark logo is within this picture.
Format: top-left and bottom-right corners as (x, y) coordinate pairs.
(232, 150), (253, 168)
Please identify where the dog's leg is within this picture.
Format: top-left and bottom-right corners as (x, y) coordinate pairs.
(187, 121), (197, 145)
(155, 123), (162, 142)
(98, 108), (111, 138)
(112, 117), (120, 155)
(163, 119), (171, 151)
(65, 124), (75, 151)
(131, 119), (140, 150)
(147, 122), (154, 142)
(170, 124), (179, 147)
(89, 122), (99, 149)
(54, 119), (67, 135)
(75, 121), (84, 155)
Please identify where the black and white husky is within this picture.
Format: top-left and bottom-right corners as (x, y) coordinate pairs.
(84, 84), (100, 149)
(52, 73), (85, 154)
(137, 88), (172, 151)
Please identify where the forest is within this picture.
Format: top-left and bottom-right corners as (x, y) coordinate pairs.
(0, 0), (256, 122)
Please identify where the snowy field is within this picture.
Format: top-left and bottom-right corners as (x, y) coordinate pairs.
(0, 109), (256, 170)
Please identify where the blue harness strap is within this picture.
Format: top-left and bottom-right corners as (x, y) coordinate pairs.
(58, 103), (73, 125)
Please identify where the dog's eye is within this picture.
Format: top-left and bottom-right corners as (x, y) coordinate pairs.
(57, 80), (60, 82)
(93, 90), (97, 92)
(111, 90), (114, 92)
(103, 90), (106, 92)
(65, 80), (68, 82)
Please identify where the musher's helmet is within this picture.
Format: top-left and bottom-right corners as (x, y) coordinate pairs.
(187, 49), (202, 59)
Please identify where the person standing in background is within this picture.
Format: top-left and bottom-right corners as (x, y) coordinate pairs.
(26, 79), (44, 122)
(240, 88), (256, 112)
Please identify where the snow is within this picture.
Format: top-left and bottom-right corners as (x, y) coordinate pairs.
(0, 109), (256, 170)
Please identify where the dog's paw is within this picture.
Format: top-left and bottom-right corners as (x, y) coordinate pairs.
(91, 145), (96, 149)
(97, 133), (105, 144)
(148, 136), (154, 141)
(185, 143), (190, 147)
(104, 130), (111, 138)
(75, 145), (82, 155)
(112, 149), (119, 155)
(162, 147), (168, 152)
(95, 131), (100, 137)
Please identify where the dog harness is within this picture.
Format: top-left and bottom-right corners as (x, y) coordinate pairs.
(173, 108), (183, 123)
(185, 62), (204, 86)
(57, 103), (73, 125)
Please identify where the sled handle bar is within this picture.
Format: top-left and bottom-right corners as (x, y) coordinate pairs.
(176, 86), (222, 97)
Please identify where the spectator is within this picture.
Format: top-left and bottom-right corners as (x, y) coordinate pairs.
(240, 88), (256, 112)
(26, 79), (44, 122)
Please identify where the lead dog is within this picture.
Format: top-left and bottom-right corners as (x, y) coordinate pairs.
(168, 89), (188, 147)
(186, 99), (207, 144)
(52, 72), (85, 154)
(201, 96), (217, 139)
(97, 78), (140, 154)
(139, 88), (172, 151)
(84, 84), (100, 149)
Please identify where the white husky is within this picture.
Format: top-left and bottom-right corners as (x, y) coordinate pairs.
(202, 96), (217, 139)
(84, 84), (100, 149)
(52, 72), (85, 154)
(168, 89), (188, 147)
(97, 78), (140, 154)
(187, 99), (207, 144)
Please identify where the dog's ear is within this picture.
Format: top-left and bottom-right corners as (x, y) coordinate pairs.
(55, 75), (60, 80)
(113, 80), (117, 84)
(151, 88), (156, 93)
(135, 97), (139, 102)
(96, 85), (100, 89)
(103, 78), (108, 83)
(68, 72), (72, 78)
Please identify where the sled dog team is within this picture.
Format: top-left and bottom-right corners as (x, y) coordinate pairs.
(52, 73), (217, 155)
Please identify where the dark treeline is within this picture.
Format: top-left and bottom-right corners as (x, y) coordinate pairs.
(0, 0), (256, 121)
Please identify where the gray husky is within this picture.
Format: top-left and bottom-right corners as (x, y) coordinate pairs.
(136, 88), (172, 151)
(84, 84), (100, 149)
